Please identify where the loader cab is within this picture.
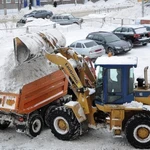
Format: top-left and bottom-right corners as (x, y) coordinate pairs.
(94, 56), (137, 105)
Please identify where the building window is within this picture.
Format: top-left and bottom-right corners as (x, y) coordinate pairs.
(15, 0), (18, 3)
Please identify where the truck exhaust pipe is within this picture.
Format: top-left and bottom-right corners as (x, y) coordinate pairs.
(144, 66), (149, 89)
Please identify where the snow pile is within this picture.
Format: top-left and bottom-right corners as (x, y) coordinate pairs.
(123, 101), (143, 108)
(0, 49), (58, 93)
(24, 18), (55, 27)
(0, 28), (67, 93)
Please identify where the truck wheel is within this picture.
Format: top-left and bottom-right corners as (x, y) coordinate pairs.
(0, 121), (10, 130)
(125, 113), (150, 149)
(49, 106), (80, 140)
(28, 114), (43, 137)
(44, 105), (57, 127)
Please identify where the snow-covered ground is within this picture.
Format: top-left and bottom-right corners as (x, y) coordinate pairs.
(0, 0), (150, 149)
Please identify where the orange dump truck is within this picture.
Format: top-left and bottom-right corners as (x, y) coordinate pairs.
(0, 70), (69, 137)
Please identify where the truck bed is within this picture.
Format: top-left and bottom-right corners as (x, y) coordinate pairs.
(0, 70), (68, 114)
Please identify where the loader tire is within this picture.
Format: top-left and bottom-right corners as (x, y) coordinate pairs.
(49, 106), (80, 140)
(0, 121), (10, 130)
(28, 114), (43, 137)
(125, 113), (150, 149)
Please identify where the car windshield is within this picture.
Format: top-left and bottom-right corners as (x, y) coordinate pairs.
(84, 41), (97, 48)
(104, 34), (120, 43)
(30, 10), (37, 14)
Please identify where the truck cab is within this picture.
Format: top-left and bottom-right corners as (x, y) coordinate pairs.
(94, 56), (137, 105)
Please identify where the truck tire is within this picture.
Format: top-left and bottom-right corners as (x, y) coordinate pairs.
(28, 114), (43, 137)
(49, 106), (80, 140)
(125, 113), (150, 149)
(44, 105), (57, 127)
(0, 121), (10, 130)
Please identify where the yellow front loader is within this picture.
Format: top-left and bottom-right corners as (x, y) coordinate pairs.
(14, 31), (150, 149)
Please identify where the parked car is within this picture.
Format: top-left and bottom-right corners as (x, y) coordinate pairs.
(50, 14), (83, 25)
(24, 10), (53, 19)
(68, 39), (105, 59)
(112, 25), (150, 47)
(86, 31), (132, 56)
(16, 17), (34, 27)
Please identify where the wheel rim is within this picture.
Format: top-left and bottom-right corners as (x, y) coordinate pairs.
(47, 15), (50, 19)
(134, 124), (150, 143)
(54, 116), (69, 135)
(32, 119), (41, 133)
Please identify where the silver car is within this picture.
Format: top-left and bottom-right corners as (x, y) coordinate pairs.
(69, 39), (105, 59)
(24, 10), (53, 19)
(50, 14), (83, 25)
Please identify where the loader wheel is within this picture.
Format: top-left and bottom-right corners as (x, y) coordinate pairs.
(28, 114), (43, 137)
(49, 106), (80, 140)
(0, 121), (10, 130)
(125, 113), (150, 149)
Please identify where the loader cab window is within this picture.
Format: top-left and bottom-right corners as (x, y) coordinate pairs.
(107, 68), (122, 103)
(128, 67), (134, 94)
(95, 66), (103, 101)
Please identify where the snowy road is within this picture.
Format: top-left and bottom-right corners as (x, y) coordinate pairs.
(0, 124), (137, 150)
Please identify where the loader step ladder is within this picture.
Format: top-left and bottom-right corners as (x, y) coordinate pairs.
(110, 109), (124, 137)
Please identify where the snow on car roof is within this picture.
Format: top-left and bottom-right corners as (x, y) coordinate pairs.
(121, 25), (145, 29)
(95, 56), (138, 67)
(74, 39), (95, 43)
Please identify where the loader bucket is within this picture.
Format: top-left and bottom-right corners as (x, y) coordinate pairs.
(13, 29), (66, 65)
(13, 37), (30, 65)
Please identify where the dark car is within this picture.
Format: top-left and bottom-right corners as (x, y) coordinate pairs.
(50, 14), (83, 25)
(16, 17), (34, 27)
(86, 31), (132, 56)
(24, 10), (53, 19)
(112, 25), (150, 47)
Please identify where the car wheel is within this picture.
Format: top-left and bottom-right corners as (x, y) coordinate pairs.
(128, 40), (133, 48)
(46, 15), (50, 19)
(142, 43), (147, 46)
(107, 48), (115, 56)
